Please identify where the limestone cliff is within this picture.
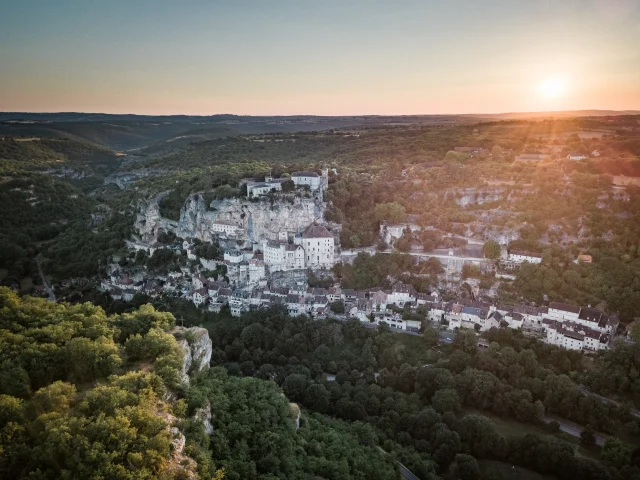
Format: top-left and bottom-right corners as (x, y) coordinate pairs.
(135, 192), (325, 244)
(160, 411), (198, 480)
(193, 400), (214, 435)
(449, 187), (506, 207)
(173, 326), (213, 385)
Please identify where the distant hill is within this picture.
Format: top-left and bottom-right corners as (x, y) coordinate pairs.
(0, 137), (122, 176)
(0, 121), (237, 151)
(463, 109), (640, 120)
(2, 110), (638, 154)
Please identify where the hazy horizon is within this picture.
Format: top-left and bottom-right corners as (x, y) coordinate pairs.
(2, 0), (640, 115)
(2, 108), (640, 118)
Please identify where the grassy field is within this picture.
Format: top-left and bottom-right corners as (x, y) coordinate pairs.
(462, 408), (548, 438)
(479, 460), (556, 480)
(461, 409), (601, 460)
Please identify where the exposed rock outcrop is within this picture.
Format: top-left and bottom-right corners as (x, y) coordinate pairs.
(193, 400), (214, 435)
(135, 192), (325, 244)
(449, 187), (506, 207)
(290, 403), (301, 431)
(160, 329), (214, 478)
(173, 326), (213, 385)
(159, 411), (198, 479)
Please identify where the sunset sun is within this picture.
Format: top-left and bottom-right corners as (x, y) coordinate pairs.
(538, 77), (567, 98)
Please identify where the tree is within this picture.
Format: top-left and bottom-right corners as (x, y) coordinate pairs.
(282, 374), (309, 402)
(455, 414), (504, 459)
(580, 424), (596, 446)
(546, 420), (560, 433)
(601, 437), (631, 468)
(422, 325), (438, 347)
(430, 423), (461, 467)
(482, 240), (501, 260)
(374, 202), (406, 224)
(304, 383), (331, 412)
(328, 300), (346, 315)
(396, 234), (411, 252)
(281, 179), (295, 192)
(452, 453), (481, 480)
(431, 388), (461, 414)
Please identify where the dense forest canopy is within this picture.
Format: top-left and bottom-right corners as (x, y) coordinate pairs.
(0, 290), (408, 479)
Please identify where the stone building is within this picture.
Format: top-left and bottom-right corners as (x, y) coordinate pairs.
(301, 224), (334, 269)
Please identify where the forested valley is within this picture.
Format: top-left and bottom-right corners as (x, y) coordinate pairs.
(3, 114), (640, 479)
(7, 288), (640, 479)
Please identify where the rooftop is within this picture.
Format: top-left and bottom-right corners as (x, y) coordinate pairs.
(302, 224), (333, 239)
(509, 250), (542, 258)
(291, 171), (319, 178)
(549, 302), (581, 315)
(579, 307), (603, 323)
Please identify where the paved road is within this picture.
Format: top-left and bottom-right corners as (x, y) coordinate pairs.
(579, 385), (640, 418)
(343, 248), (489, 264)
(377, 447), (420, 480)
(397, 462), (420, 480)
(35, 256), (56, 302)
(542, 416), (605, 446)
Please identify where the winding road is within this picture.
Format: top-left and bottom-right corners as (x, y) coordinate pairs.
(579, 384), (640, 418)
(377, 447), (421, 480)
(542, 416), (605, 446)
(341, 247), (489, 264)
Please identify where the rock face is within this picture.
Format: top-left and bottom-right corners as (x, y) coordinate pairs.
(173, 327), (213, 385)
(135, 192), (325, 244)
(290, 403), (301, 431)
(133, 191), (179, 243)
(193, 400), (214, 435)
(450, 187), (506, 207)
(160, 412), (198, 479)
(169, 426), (186, 454)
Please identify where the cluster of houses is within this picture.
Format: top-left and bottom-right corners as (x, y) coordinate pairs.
(101, 269), (175, 302)
(444, 300), (617, 351)
(177, 270), (619, 352)
(184, 279), (441, 320)
(104, 237), (620, 352)
(102, 222), (336, 305)
(186, 223), (336, 278)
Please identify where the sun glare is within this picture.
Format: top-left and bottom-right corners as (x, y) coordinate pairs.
(538, 77), (567, 98)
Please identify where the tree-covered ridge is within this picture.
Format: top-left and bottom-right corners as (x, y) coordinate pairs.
(0, 288), (193, 479)
(0, 174), (100, 287)
(183, 368), (400, 480)
(0, 291), (408, 480)
(0, 137), (121, 176)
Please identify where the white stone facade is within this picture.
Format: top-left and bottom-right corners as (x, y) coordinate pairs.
(261, 224), (334, 272)
(291, 172), (322, 191)
(544, 319), (608, 351)
(508, 250), (542, 264)
(211, 221), (240, 236)
(301, 225), (334, 269)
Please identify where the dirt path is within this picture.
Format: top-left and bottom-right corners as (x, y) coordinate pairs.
(35, 256), (56, 302)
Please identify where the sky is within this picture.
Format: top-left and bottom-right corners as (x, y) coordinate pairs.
(1, 0), (640, 116)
